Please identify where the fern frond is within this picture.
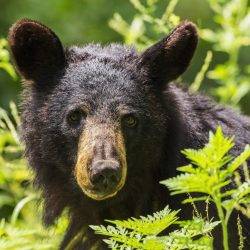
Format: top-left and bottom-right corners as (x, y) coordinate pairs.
(182, 127), (234, 171)
(161, 173), (221, 195)
(106, 206), (179, 235)
(90, 225), (153, 249)
(162, 126), (250, 250)
(222, 181), (250, 211)
(163, 218), (218, 250)
(91, 210), (218, 250)
(227, 145), (250, 173)
(176, 218), (220, 236)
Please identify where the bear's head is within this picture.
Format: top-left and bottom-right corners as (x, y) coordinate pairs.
(8, 19), (197, 223)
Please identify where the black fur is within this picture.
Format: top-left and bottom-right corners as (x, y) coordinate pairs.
(8, 19), (250, 249)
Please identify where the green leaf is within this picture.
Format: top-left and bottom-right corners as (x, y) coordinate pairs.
(106, 206), (179, 235)
(227, 145), (250, 173)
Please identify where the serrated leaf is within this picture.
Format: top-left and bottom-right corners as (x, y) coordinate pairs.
(106, 206), (179, 235)
(227, 145), (250, 173)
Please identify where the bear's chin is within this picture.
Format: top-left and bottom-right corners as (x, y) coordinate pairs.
(82, 188), (120, 201)
(80, 180), (126, 201)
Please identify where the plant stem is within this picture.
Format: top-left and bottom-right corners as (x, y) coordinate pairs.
(214, 198), (229, 250)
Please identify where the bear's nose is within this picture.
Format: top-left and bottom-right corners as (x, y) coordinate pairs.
(90, 160), (121, 191)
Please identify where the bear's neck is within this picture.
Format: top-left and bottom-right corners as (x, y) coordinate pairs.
(162, 83), (250, 175)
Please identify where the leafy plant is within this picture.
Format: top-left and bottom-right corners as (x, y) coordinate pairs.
(109, 0), (180, 50)
(92, 127), (250, 249)
(201, 0), (250, 106)
(0, 216), (67, 250)
(0, 103), (67, 249)
(161, 127), (250, 250)
(0, 39), (16, 80)
(91, 206), (218, 250)
(0, 102), (30, 218)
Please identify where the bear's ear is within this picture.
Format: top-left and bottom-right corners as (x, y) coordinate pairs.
(8, 19), (65, 82)
(139, 21), (198, 87)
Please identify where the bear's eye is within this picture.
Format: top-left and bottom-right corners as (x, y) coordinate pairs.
(67, 110), (85, 126)
(122, 114), (138, 128)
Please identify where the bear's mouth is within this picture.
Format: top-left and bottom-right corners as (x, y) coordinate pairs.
(76, 159), (127, 201)
(80, 179), (126, 200)
(75, 161), (127, 200)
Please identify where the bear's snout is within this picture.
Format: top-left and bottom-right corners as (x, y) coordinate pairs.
(90, 160), (122, 192)
(75, 123), (127, 200)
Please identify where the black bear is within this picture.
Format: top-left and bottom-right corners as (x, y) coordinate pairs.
(8, 19), (249, 249)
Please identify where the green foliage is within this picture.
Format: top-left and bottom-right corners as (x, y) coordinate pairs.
(109, 0), (180, 50)
(201, 0), (250, 106)
(92, 127), (250, 250)
(190, 51), (213, 93)
(0, 217), (67, 250)
(108, 206), (179, 236)
(162, 127), (250, 250)
(0, 39), (16, 80)
(0, 103), (67, 249)
(91, 207), (218, 250)
(0, 102), (30, 216)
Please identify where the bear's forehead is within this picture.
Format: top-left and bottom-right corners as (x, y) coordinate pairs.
(64, 60), (132, 87)
(67, 44), (138, 62)
(52, 59), (148, 113)
(60, 44), (141, 97)
(63, 61), (138, 94)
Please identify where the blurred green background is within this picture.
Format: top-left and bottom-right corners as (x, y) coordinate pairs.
(0, 0), (249, 114)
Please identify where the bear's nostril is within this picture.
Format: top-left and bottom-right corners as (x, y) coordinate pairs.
(90, 160), (121, 191)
